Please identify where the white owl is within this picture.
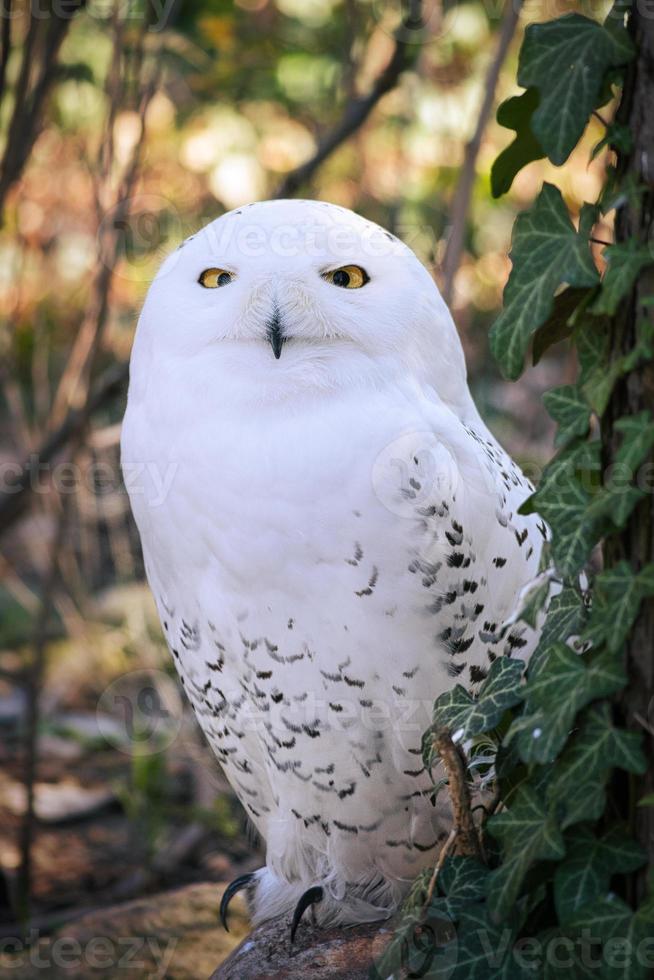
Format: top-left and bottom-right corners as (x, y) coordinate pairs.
(121, 200), (545, 938)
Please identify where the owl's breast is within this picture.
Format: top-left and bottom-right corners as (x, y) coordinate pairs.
(125, 383), (424, 583)
(122, 377), (542, 693)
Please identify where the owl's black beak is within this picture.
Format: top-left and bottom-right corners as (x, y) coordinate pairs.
(266, 310), (285, 360)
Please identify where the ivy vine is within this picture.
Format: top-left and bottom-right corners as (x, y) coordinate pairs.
(374, 6), (654, 979)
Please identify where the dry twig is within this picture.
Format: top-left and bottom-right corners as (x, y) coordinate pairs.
(424, 827), (457, 907)
(441, 1), (523, 303)
(433, 730), (483, 861)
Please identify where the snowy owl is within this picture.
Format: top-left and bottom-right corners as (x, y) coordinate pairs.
(121, 199), (545, 937)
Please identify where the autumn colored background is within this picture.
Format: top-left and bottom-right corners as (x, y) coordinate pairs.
(0, 0), (615, 975)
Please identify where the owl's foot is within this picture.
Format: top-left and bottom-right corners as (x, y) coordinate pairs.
(290, 885), (324, 942)
(220, 871), (257, 931)
(237, 867), (393, 930)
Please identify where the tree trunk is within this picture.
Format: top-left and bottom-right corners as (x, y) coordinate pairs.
(211, 918), (392, 980)
(605, 5), (654, 902)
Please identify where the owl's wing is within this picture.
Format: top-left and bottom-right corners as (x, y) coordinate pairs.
(374, 402), (546, 674)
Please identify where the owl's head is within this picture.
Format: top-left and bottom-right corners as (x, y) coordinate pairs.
(133, 200), (470, 413)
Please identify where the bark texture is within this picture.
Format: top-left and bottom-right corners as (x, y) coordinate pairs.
(211, 917), (393, 980)
(606, 5), (654, 901)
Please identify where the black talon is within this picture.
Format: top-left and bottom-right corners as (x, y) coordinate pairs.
(220, 872), (255, 931)
(290, 885), (324, 942)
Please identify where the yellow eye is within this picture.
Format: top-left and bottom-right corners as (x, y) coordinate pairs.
(198, 268), (234, 288)
(322, 265), (369, 289)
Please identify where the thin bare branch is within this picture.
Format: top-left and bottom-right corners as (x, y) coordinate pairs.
(49, 30), (160, 426)
(424, 827), (457, 907)
(16, 500), (70, 923)
(0, 0), (13, 104)
(275, 0), (423, 198)
(0, 1), (87, 220)
(0, 362), (128, 535)
(441, 0), (523, 304)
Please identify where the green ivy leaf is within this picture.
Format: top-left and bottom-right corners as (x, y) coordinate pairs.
(432, 685), (473, 733)
(534, 476), (599, 577)
(518, 13), (634, 165)
(588, 483), (646, 529)
(538, 586), (588, 651)
(614, 412), (654, 473)
(494, 740), (525, 809)
(574, 315), (654, 415)
(567, 893), (633, 939)
(513, 573), (552, 631)
(567, 894), (654, 980)
(582, 407), (654, 525)
(505, 709), (568, 768)
(540, 440), (602, 494)
(577, 317), (654, 416)
(591, 241), (654, 315)
(555, 860), (605, 924)
(462, 658), (525, 737)
(449, 903), (517, 979)
(542, 945), (597, 980)
(433, 658), (525, 740)
(532, 286), (595, 366)
(439, 855), (489, 904)
(368, 910), (432, 980)
(594, 824), (647, 873)
(548, 703), (647, 828)
(487, 786), (565, 921)
(606, 895), (654, 980)
(522, 438), (601, 527)
(523, 643), (588, 704)
(491, 88), (545, 198)
(576, 316), (617, 415)
(554, 825), (645, 920)
(507, 645), (625, 764)
(491, 184), (599, 380)
(583, 645), (630, 694)
(583, 561), (654, 653)
(543, 384), (592, 448)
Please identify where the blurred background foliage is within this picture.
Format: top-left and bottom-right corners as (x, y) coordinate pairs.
(0, 0), (615, 970)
